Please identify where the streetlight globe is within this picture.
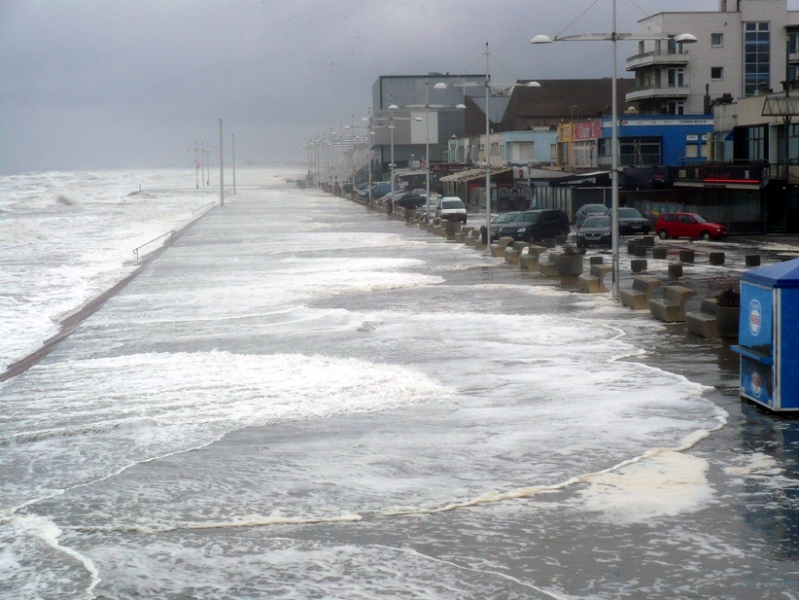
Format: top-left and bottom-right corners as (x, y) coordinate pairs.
(530, 34), (553, 44)
(526, 81), (542, 88)
(455, 104), (466, 109)
(388, 104), (399, 110)
(433, 82), (448, 90)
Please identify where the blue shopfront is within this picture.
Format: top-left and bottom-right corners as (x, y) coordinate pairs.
(599, 115), (714, 169)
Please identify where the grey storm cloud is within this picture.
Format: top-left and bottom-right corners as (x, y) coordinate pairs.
(0, 0), (744, 173)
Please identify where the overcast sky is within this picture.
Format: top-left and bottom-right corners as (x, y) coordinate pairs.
(1, 0), (792, 174)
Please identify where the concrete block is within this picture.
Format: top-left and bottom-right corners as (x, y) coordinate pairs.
(631, 259), (648, 273)
(745, 255), (761, 267)
(620, 276), (662, 310)
(709, 251), (725, 265)
(679, 249), (695, 263)
(669, 262), (684, 278)
(653, 247), (668, 260)
(634, 245), (648, 257)
(642, 235), (655, 247)
(590, 256), (604, 265)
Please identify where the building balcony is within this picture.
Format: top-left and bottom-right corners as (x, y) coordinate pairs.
(626, 85), (691, 102)
(626, 51), (689, 71)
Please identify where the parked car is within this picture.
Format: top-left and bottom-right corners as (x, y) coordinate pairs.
(434, 196), (467, 223)
(497, 209), (570, 243)
(575, 203), (608, 227)
(413, 188), (428, 198)
(607, 207), (651, 235)
(479, 211), (522, 244)
(393, 192), (426, 209)
(655, 212), (727, 241)
(576, 215), (612, 248)
(361, 182), (393, 199)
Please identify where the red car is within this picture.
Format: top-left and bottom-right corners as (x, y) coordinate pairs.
(655, 212), (727, 241)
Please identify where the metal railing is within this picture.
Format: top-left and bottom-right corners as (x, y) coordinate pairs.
(133, 230), (176, 262)
(192, 201), (215, 216)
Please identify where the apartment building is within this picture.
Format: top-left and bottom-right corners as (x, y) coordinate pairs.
(626, 0), (799, 115)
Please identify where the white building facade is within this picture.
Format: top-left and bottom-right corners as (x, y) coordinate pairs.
(626, 0), (799, 115)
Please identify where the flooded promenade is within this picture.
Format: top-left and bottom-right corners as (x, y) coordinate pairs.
(2, 178), (798, 599)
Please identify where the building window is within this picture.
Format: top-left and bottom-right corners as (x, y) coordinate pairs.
(667, 68), (685, 88)
(711, 67), (723, 81)
(790, 32), (799, 54)
(550, 144), (557, 161)
(744, 22), (771, 96)
(748, 125), (767, 160)
(711, 33), (724, 47)
(778, 123), (799, 165)
(666, 100), (685, 115)
(619, 137), (662, 166)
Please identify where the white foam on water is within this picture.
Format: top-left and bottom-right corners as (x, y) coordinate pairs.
(0, 514), (100, 600)
(1, 351), (451, 513)
(72, 535), (564, 600)
(0, 169), (233, 371)
(575, 451), (714, 523)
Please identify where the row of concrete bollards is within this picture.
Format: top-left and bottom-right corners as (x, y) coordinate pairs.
(339, 194), (758, 339)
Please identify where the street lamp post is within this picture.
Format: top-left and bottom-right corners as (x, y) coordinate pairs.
(362, 111), (373, 204)
(531, 4), (696, 299)
(469, 44), (540, 252)
(388, 104), (398, 210)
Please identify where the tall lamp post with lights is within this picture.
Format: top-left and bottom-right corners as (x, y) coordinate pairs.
(396, 82), (466, 220)
(437, 45), (540, 252)
(531, 3), (696, 299)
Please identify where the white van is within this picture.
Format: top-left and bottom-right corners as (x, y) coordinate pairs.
(434, 196), (467, 223)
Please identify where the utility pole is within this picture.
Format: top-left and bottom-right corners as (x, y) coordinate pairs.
(187, 140), (200, 189)
(219, 118), (224, 207)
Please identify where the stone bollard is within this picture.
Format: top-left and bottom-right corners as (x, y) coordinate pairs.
(627, 241), (639, 254)
(653, 247), (668, 260)
(444, 220), (461, 240)
(709, 251), (725, 265)
(745, 255), (761, 267)
(556, 253), (583, 284)
(590, 256), (604, 265)
(634, 245), (648, 257)
(520, 246), (547, 271)
(631, 259), (648, 273)
(679, 249), (695, 263)
(642, 235), (655, 247)
(669, 262), (684, 278)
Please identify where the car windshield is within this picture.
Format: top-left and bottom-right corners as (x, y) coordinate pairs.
(515, 212), (541, 223)
(618, 208), (643, 218)
(582, 216), (611, 228)
(582, 204), (607, 214)
(693, 214), (708, 223)
(492, 212), (520, 224)
(442, 200), (464, 209)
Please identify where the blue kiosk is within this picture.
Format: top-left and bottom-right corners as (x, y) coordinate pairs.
(732, 257), (799, 412)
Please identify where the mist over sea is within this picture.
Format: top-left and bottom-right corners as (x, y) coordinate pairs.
(3, 170), (796, 599)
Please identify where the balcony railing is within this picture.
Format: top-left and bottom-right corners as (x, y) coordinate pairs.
(626, 51), (689, 71)
(626, 85), (690, 102)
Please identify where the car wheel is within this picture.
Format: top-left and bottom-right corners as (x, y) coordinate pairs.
(657, 229), (669, 240)
(700, 231), (712, 241)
